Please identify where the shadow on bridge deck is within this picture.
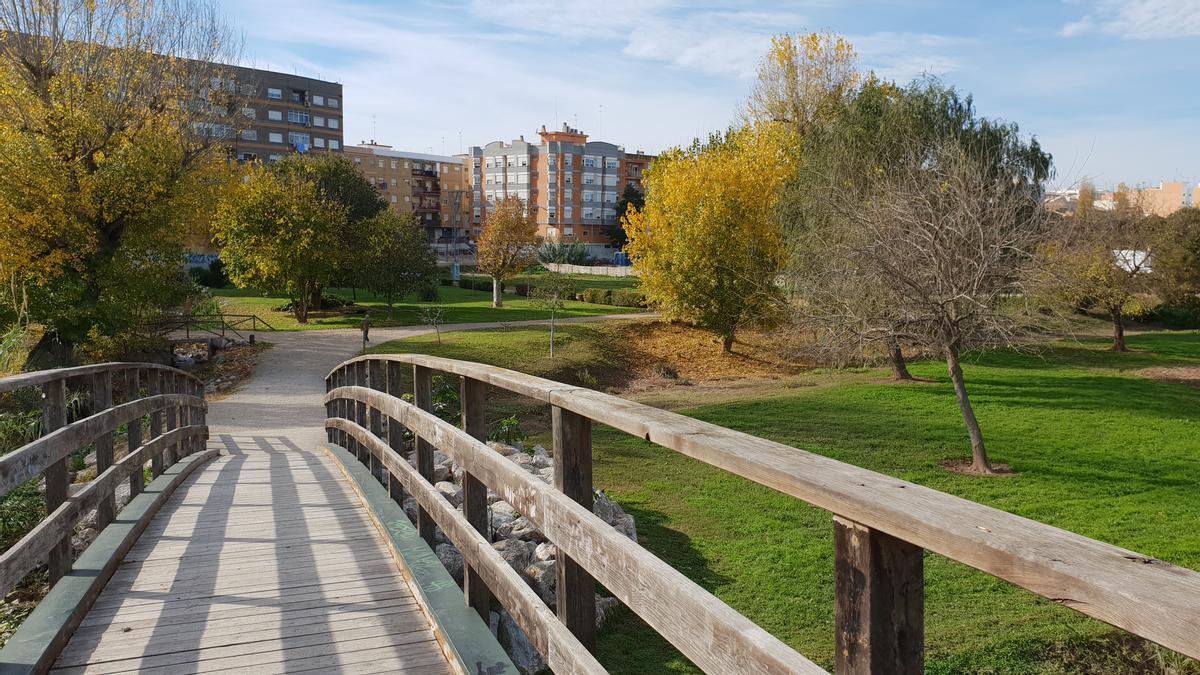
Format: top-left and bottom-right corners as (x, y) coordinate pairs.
(51, 434), (453, 674)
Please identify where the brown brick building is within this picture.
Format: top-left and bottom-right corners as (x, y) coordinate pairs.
(465, 124), (654, 259)
(345, 143), (471, 249)
(215, 64), (345, 162)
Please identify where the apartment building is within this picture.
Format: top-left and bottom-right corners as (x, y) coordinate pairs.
(211, 65), (344, 162)
(1099, 181), (1197, 217)
(345, 143), (471, 248)
(465, 124), (654, 258)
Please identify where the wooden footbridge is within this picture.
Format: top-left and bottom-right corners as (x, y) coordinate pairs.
(0, 358), (1196, 673)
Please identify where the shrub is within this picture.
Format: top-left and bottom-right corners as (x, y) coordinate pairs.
(580, 288), (612, 305)
(188, 259), (231, 288)
(440, 278), (454, 287)
(417, 284), (440, 302)
(538, 242), (592, 265)
(610, 289), (646, 307)
(1147, 302), (1200, 329)
(515, 283), (530, 297)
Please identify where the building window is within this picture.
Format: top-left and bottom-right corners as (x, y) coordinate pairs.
(564, 227), (574, 236)
(266, 87), (282, 100)
(378, 159), (384, 168)
(240, 107), (255, 119)
(390, 160), (397, 169)
(288, 132), (310, 146)
(238, 152), (257, 162)
(287, 110), (310, 125)
(329, 140), (340, 150)
(564, 207), (572, 220)
(312, 94), (325, 106)
(314, 137), (326, 148)
(328, 97), (339, 108)
(239, 83), (256, 96)
(268, 132), (283, 144)
(605, 158), (619, 169)
(328, 118), (340, 129)
(391, 195), (397, 203)
(241, 129), (257, 141)
(268, 153), (281, 161)
(267, 109), (282, 121)
(313, 116), (325, 127)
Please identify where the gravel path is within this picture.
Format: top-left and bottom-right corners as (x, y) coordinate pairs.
(207, 313), (648, 446)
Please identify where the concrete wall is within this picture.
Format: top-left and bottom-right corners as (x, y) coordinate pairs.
(544, 263), (639, 277)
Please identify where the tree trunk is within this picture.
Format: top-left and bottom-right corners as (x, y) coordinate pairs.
(309, 287), (322, 311)
(492, 277), (503, 308)
(945, 346), (992, 474)
(888, 338), (913, 381)
(721, 333), (734, 354)
(1110, 309), (1127, 352)
(351, 287), (357, 302)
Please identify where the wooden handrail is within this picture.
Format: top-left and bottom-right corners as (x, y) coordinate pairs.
(0, 363), (209, 594)
(325, 382), (823, 674)
(328, 354), (1200, 668)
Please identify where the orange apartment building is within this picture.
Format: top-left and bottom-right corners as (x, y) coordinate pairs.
(1099, 181), (1197, 217)
(345, 142), (472, 250)
(465, 124), (654, 258)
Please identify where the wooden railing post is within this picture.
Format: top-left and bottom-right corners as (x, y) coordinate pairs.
(325, 373), (335, 444)
(834, 516), (924, 675)
(355, 361), (369, 466)
(385, 362), (405, 506)
(164, 373), (178, 466)
(368, 360), (384, 483)
(552, 405), (596, 651)
(460, 376), (491, 620)
(413, 365), (437, 546)
(148, 370), (164, 478)
(92, 371), (115, 528)
(42, 378), (70, 584)
(126, 369), (144, 498)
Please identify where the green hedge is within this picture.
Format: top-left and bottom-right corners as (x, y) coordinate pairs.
(579, 288), (611, 305)
(610, 289), (646, 307)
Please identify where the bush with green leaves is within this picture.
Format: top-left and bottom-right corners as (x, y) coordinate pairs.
(580, 288), (611, 305)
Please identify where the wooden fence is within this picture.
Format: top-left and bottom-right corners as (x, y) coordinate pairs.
(0, 364), (209, 648)
(325, 354), (1200, 674)
(145, 313), (276, 341)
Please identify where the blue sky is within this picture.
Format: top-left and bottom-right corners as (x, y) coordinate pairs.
(219, 0), (1199, 189)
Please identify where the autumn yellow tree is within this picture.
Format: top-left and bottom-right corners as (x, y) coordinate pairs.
(476, 197), (540, 308)
(625, 125), (797, 352)
(744, 32), (860, 134)
(0, 0), (239, 365)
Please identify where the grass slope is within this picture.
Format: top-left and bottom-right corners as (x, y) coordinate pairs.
(212, 285), (641, 331)
(372, 325), (1200, 673)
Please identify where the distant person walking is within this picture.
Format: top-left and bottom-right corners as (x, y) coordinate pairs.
(361, 312), (371, 353)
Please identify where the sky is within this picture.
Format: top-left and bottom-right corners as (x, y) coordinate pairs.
(217, 0), (1200, 190)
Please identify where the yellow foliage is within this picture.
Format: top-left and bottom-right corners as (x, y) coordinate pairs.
(476, 196), (540, 282)
(745, 32), (860, 133)
(625, 124), (798, 350)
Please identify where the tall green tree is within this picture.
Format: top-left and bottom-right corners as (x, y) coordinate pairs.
(361, 211), (438, 319)
(214, 166), (348, 324)
(606, 183), (645, 250)
(271, 154), (388, 306)
(0, 0), (239, 365)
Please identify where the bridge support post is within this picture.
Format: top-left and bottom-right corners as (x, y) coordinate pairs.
(368, 360), (384, 483)
(834, 516), (924, 675)
(42, 378), (71, 585)
(164, 373), (179, 466)
(126, 369), (144, 498)
(460, 376), (492, 621)
(413, 365), (437, 546)
(355, 362), (369, 466)
(552, 406), (596, 652)
(385, 362), (406, 507)
(92, 372), (115, 528)
(149, 371), (164, 478)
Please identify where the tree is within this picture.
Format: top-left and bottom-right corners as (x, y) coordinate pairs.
(606, 183), (645, 250)
(0, 0), (239, 364)
(1040, 193), (1163, 351)
(476, 196), (539, 308)
(626, 124), (796, 353)
(213, 166), (347, 324)
(782, 76), (1052, 381)
(1153, 207), (1200, 308)
(529, 273), (576, 357)
(743, 32), (860, 134)
(271, 154), (387, 307)
(361, 211), (437, 319)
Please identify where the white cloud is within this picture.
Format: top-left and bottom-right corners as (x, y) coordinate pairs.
(1061, 0), (1200, 39)
(851, 32), (969, 82)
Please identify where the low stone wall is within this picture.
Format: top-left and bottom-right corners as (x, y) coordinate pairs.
(544, 263), (640, 277)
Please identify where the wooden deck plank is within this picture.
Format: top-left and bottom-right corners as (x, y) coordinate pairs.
(55, 437), (457, 674)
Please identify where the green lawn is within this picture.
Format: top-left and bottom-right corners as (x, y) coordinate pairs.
(372, 326), (1200, 673)
(484, 271), (641, 291)
(211, 285), (642, 331)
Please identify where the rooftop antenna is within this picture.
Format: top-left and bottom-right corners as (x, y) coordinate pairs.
(458, 131), (462, 154)
(441, 136), (445, 155)
(371, 115), (377, 142)
(598, 104), (603, 139)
